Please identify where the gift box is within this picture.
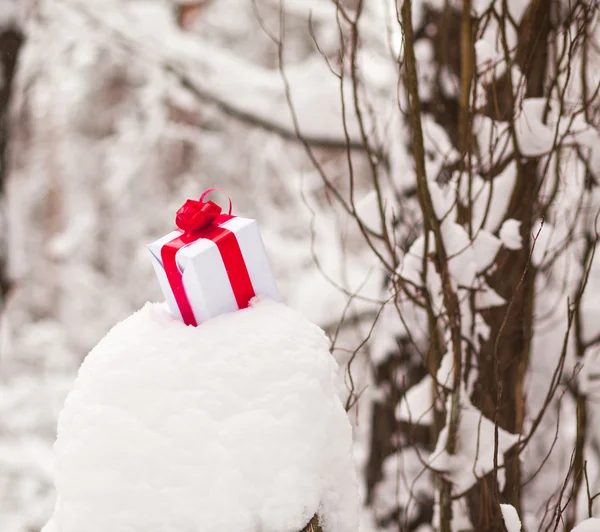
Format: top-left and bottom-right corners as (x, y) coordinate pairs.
(147, 192), (280, 326)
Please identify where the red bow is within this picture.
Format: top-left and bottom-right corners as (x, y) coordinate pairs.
(175, 199), (221, 234)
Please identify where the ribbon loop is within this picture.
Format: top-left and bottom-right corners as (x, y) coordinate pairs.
(175, 199), (222, 234)
(200, 188), (233, 215)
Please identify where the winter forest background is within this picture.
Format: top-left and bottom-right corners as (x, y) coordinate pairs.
(1, 0), (600, 530)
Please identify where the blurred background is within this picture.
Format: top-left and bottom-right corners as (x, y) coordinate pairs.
(0, 1), (386, 529)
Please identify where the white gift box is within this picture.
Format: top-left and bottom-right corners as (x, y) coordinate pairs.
(147, 216), (280, 325)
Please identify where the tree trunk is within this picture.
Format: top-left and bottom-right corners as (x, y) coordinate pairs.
(0, 24), (24, 304)
(469, 0), (553, 527)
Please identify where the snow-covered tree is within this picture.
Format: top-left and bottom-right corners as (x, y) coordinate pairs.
(337, 0), (600, 530)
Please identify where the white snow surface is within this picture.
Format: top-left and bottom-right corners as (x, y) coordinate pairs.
(0, 0), (19, 28)
(428, 397), (520, 495)
(43, 298), (358, 532)
(500, 504), (522, 532)
(475, 39), (507, 79)
(515, 99), (556, 157)
(572, 518), (600, 532)
(396, 374), (439, 425)
(499, 219), (523, 250)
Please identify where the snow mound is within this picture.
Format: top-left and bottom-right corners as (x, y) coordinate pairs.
(572, 518), (600, 532)
(43, 298), (358, 532)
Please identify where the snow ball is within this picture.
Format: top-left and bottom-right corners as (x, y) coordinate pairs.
(500, 504), (522, 532)
(43, 298), (358, 532)
(499, 219), (523, 250)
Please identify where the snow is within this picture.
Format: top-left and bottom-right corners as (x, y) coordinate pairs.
(436, 349), (454, 389)
(0, 375), (72, 532)
(475, 286), (506, 309)
(422, 115), (460, 173)
(572, 518), (600, 532)
(439, 66), (459, 98)
(500, 504), (522, 532)
(6, 0), (600, 529)
(531, 219), (553, 268)
(428, 397), (520, 494)
(456, 162), (518, 234)
(482, 161), (518, 232)
(471, 230), (502, 272)
(515, 99), (556, 157)
(374, 447), (433, 520)
(415, 40), (436, 102)
(569, 124), (600, 181)
(398, 232), (436, 289)
(441, 221), (477, 289)
(581, 346), (600, 398)
(432, 493), (472, 531)
(0, 0), (19, 28)
(472, 0), (529, 23)
(471, 115), (511, 172)
(396, 374), (438, 425)
(499, 219), (523, 250)
(428, 179), (455, 221)
(475, 39), (507, 79)
(42, 298), (358, 532)
(55, 0), (370, 147)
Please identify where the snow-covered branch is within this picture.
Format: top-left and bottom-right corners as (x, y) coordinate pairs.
(57, 0), (371, 150)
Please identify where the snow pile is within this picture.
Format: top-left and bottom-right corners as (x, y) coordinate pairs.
(572, 518), (600, 532)
(43, 298), (358, 532)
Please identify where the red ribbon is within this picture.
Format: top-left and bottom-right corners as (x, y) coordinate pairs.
(160, 192), (256, 326)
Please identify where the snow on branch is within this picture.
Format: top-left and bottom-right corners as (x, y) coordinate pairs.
(56, 0), (368, 150)
(428, 397), (520, 495)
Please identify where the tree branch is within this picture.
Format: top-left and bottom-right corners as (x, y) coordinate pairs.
(401, 1), (464, 530)
(57, 0), (368, 151)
